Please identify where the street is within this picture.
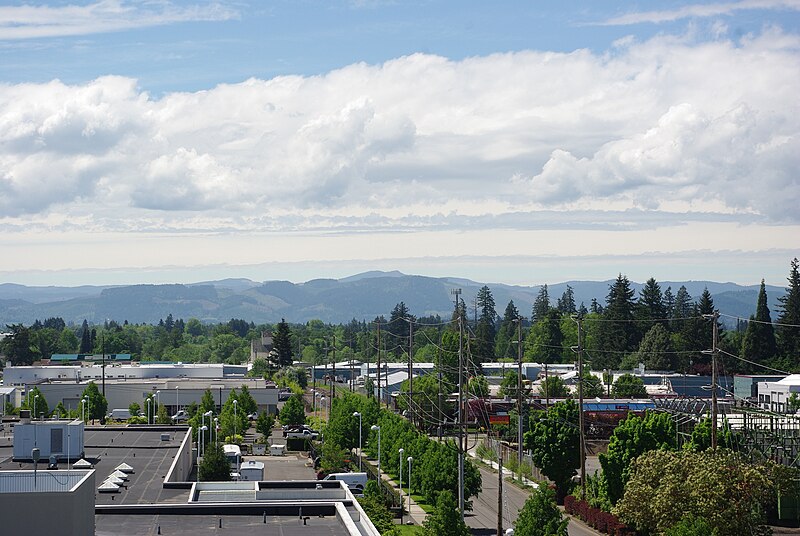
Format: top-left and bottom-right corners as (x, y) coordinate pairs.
(466, 466), (599, 536)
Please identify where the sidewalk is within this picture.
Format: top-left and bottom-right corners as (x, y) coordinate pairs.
(361, 454), (427, 526)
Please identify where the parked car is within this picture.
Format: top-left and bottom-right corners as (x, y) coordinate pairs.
(172, 410), (188, 422)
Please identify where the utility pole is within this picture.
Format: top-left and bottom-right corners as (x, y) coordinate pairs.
(376, 320), (382, 407)
(408, 318), (414, 427)
(330, 334), (336, 402)
(703, 311), (720, 449)
(451, 287), (465, 519)
(516, 316), (524, 480)
(572, 314), (586, 501)
(101, 332), (106, 398)
(544, 362), (549, 409)
(497, 435), (504, 536)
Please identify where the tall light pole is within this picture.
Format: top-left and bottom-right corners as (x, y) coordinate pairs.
(398, 448), (405, 525)
(84, 396), (90, 424)
(371, 425), (381, 480)
(233, 399), (238, 440)
(34, 394), (39, 421)
(214, 418), (219, 445)
(156, 390), (161, 413)
(176, 386), (179, 414)
(200, 425), (208, 457)
(353, 412), (362, 471)
(202, 410), (213, 450)
(320, 396), (326, 425)
(146, 398), (152, 425)
(407, 456), (413, 503)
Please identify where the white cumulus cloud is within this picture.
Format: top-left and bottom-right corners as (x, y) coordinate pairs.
(0, 29), (798, 230)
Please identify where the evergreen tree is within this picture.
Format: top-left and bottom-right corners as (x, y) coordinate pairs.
(2, 324), (36, 366)
(663, 286), (675, 319)
(473, 285), (497, 361)
(742, 280), (777, 367)
(495, 300), (521, 359)
(596, 274), (638, 368)
(671, 286), (693, 332)
(637, 278), (667, 325)
(524, 309), (563, 363)
(590, 298), (603, 314)
(532, 285), (551, 323)
(388, 302), (412, 358)
(777, 258), (800, 358)
(79, 319), (92, 353)
(635, 324), (674, 370)
(272, 318), (294, 368)
(556, 285), (576, 314)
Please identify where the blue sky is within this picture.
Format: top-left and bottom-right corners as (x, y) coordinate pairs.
(0, 1), (799, 287)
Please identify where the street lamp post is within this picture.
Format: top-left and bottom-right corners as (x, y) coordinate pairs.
(399, 448), (405, 524)
(200, 425), (208, 457)
(407, 456), (413, 505)
(371, 425), (381, 480)
(214, 418), (219, 445)
(84, 396), (90, 424)
(146, 398), (152, 425)
(34, 394), (39, 421)
(156, 390), (161, 413)
(353, 412), (362, 471)
(233, 399), (238, 440)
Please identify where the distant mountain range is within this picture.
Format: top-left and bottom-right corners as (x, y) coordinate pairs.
(0, 272), (786, 327)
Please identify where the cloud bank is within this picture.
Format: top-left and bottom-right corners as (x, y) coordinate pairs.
(0, 28), (798, 235)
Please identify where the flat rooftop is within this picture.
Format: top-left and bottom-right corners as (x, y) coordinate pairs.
(96, 513), (350, 535)
(0, 427), (191, 505)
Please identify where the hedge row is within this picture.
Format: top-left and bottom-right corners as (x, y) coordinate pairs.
(564, 496), (635, 536)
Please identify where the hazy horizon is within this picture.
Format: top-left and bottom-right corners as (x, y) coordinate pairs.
(1, 1), (798, 292)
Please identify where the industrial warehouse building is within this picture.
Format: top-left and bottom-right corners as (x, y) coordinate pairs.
(3, 362), (279, 416)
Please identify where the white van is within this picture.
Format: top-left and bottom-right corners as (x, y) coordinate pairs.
(322, 472), (368, 495)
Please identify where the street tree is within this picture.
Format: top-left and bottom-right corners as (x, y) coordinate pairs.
(80, 382), (108, 421)
(279, 394), (306, 426)
(422, 490), (470, 536)
(21, 386), (49, 418)
(524, 400), (579, 501)
(513, 485), (569, 536)
(199, 442), (231, 481)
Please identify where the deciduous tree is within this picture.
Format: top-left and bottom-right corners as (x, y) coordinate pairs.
(524, 400), (579, 501)
(513, 485), (569, 536)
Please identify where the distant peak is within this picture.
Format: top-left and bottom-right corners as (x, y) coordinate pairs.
(338, 270), (406, 283)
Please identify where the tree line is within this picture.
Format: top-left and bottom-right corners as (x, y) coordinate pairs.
(3, 258), (798, 377)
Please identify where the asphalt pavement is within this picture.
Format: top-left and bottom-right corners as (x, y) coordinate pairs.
(466, 464), (601, 536)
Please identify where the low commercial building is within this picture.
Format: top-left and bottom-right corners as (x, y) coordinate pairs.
(0, 469), (95, 535)
(757, 375), (800, 413)
(3, 363), (278, 416)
